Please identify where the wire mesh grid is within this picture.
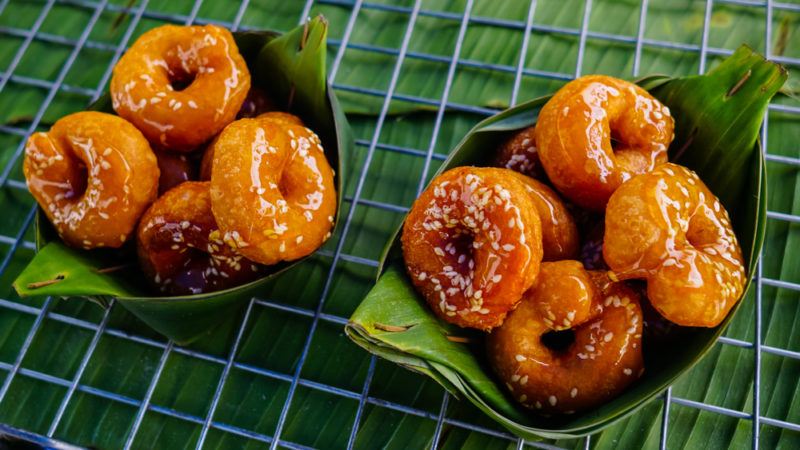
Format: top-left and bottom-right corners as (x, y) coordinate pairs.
(0, 0), (797, 448)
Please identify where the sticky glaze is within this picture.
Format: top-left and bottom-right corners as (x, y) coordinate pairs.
(535, 75), (674, 211)
(506, 172), (579, 261)
(138, 182), (261, 295)
(604, 163), (746, 327)
(488, 261), (644, 414)
(209, 117), (336, 265)
(24, 111), (159, 249)
(402, 167), (543, 331)
(111, 25), (250, 151)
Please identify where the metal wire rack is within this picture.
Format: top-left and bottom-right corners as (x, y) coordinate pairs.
(0, 0), (798, 448)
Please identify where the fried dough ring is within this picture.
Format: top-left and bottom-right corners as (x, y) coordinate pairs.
(488, 261), (644, 414)
(209, 117), (336, 265)
(507, 172), (579, 261)
(24, 111), (159, 249)
(494, 126), (543, 179)
(603, 163), (746, 327)
(402, 167), (544, 331)
(535, 75), (674, 211)
(137, 182), (261, 295)
(111, 24), (250, 151)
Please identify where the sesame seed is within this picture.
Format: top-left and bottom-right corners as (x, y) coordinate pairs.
(511, 374), (520, 382)
(279, 242), (286, 252)
(548, 395), (557, 406)
(604, 332), (613, 342)
(519, 394), (527, 402)
(535, 401), (542, 409)
(434, 247), (445, 257)
(520, 375), (528, 385)
(570, 388), (578, 398)
(624, 368), (633, 376)
(418, 272), (427, 281)
(515, 354), (526, 362)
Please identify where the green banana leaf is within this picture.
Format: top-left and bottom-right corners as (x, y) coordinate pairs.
(11, 16), (352, 345)
(346, 46), (785, 440)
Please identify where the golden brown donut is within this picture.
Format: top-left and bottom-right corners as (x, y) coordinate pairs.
(507, 172), (579, 261)
(137, 181), (261, 295)
(198, 112), (305, 181)
(111, 24), (250, 151)
(24, 111), (159, 249)
(494, 126), (543, 179)
(603, 163), (745, 327)
(488, 261), (644, 414)
(402, 167), (543, 331)
(535, 75), (674, 211)
(209, 117), (336, 265)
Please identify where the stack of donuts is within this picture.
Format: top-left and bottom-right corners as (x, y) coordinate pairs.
(23, 24), (337, 296)
(401, 75), (746, 415)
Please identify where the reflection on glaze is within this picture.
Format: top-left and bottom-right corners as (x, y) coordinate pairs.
(604, 163), (746, 327)
(488, 261), (644, 414)
(137, 182), (262, 295)
(209, 118), (336, 266)
(534, 75), (675, 211)
(111, 25), (250, 151)
(401, 167), (544, 331)
(506, 171), (579, 261)
(24, 111), (159, 249)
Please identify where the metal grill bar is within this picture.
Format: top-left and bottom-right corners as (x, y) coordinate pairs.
(0, 0), (797, 448)
(268, 2), (424, 447)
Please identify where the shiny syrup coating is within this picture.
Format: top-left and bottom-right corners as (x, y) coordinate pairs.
(111, 25), (250, 151)
(603, 163), (746, 327)
(24, 111), (159, 249)
(493, 126), (543, 179)
(507, 172), (579, 261)
(535, 75), (675, 211)
(402, 167), (543, 331)
(137, 181), (261, 295)
(488, 261), (644, 414)
(199, 112), (304, 181)
(155, 149), (196, 195)
(209, 117), (336, 265)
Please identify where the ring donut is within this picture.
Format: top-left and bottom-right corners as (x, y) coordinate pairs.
(603, 163), (746, 327)
(488, 261), (644, 414)
(24, 111), (159, 249)
(402, 167), (543, 331)
(494, 126), (542, 179)
(534, 75), (674, 211)
(507, 172), (579, 261)
(209, 117), (336, 265)
(137, 181), (261, 295)
(111, 24), (250, 151)
(199, 112), (305, 181)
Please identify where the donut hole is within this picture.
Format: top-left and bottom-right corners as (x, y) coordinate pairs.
(168, 68), (197, 92)
(610, 129), (625, 153)
(541, 328), (575, 353)
(65, 160), (88, 200)
(450, 232), (476, 270)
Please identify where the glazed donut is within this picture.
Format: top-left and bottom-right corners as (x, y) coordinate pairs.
(198, 112), (305, 180)
(24, 111), (159, 249)
(111, 24), (250, 151)
(402, 167), (543, 331)
(488, 261), (644, 414)
(494, 126), (543, 179)
(137, 182), (261, 295)
(603, 163), (745, 327)
(507, 172), (579, 261)
(534, 75), (675, 211)
(209, 117), (336, 265)
(155, 149), (196, 195)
